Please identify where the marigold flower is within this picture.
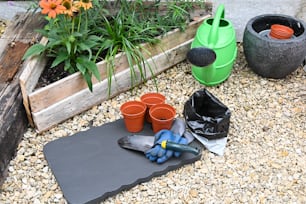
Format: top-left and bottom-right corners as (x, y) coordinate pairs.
(39, 0), (66, 18)
(75, 0), (93, 10)
(62, 0), (78, 16)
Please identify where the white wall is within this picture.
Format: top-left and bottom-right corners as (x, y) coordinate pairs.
(1, 1), (305, 42)
(212, 0), (306, 41)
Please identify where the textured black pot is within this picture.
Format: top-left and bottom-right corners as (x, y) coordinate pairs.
(243, 14), (306, 78)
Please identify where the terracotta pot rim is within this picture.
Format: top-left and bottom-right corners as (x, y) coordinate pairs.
(140, 93), (166, 105)
(149, 104), (176, 121)
(120, 100), (146, 132)
(142, 97), (165, 104)
(149, 103), (176, 133)
(270, 24), (294, 39)
(120, 101), (146, 117)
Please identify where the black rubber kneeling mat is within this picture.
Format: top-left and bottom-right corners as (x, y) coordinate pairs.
(43, 119), (201, 204)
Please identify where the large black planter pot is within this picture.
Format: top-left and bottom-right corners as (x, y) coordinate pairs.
(243, 14), (306, 78)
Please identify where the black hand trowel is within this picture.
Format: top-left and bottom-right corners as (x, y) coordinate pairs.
(117, 118), (200, 155)
(186, 47), (216, 67)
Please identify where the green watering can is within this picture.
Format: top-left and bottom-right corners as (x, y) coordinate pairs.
(189, 4), (237, 86)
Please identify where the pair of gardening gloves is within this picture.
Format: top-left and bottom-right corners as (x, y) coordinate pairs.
(145, 129), (188, 164)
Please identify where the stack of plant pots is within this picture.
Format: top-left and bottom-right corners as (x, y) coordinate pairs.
(120, 93), (176, 133)
(243, 14), (306, 78)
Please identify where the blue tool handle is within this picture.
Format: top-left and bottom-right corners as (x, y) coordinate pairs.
(161, 141), (200, 155)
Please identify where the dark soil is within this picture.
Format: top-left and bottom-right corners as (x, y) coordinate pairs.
(35, 59), (70, 89)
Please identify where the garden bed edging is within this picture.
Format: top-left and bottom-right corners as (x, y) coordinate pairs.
(19, 14), (210, 133)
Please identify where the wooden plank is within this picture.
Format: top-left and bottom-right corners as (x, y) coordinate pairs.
(0, 70), (27, 186)
(19, 38), (48, 126)
(0, 83), (7, 96)
(19, 55), (47, 126)
(0, 42), (29, 83)
(0, 12), (45, 185)
(0, 80), (20, 121)
(27, 15), (210, 113)
(0, 88), (28, 186)
(32, 39), (193, 132)
(19, 37), (48, 92)
(0, 12), (45, 54)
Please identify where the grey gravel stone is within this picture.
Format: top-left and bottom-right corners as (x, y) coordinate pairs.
(0, 45), (305, 203)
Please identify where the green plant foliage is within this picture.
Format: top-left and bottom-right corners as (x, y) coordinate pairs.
(23, 0), (202, 92)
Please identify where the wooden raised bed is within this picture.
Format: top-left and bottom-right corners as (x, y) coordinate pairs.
(20, 9), (211, 133)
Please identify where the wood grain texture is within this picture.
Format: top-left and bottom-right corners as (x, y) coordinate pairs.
(0, 42), (29, 83)
(33, 39), (193, 132)
(0, 12), (45, 186)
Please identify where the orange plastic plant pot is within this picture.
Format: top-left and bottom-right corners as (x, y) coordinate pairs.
(270, 24), (294, 39)
(140, 93), (166, 123)
(120, 101), (147, 132)
(149, 104), (176, 133)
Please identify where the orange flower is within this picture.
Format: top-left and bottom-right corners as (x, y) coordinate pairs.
(39, 0), (66, 18)
(75, 0), (92, 10)
(62, 0), (78, 16)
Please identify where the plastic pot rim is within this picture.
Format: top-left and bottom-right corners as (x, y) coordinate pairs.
(149, 104), (176, 122)
(120, 101), (147, 117)
(140, 93), (166, 106)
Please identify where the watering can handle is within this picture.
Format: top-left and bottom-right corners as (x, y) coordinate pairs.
(208, 4), (225, 47)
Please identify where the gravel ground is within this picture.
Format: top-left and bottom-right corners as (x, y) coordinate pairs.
(0, 43), (305, 203)
(0, 20), (6, 37)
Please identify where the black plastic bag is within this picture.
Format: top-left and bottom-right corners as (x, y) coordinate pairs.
(183, 89), (231, 140)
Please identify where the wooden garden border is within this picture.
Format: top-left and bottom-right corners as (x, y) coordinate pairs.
(20, 13), (211, 132)
(0, 12), (45, 185)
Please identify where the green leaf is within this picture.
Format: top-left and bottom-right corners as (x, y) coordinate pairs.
(76, 58), (86, 74)
(84, 71), (93, 92)
(85, 35), (101, 48)
(35, 28), (49, 36)
(68, 35), (76, 43)
(64, 60), (74, 73)
(86, 60), (101, 81)
(65, 41), (72, 54)
(79, 43), (90, 51)
(76, 56), (101, 81)
(22, 44), (45, 60)
(88, 35), (101, 42)
(78, 43), (92, 58)
(72, 32), (83, 37)
(45, 39), (63, 50)
(51, 51), (68, 68)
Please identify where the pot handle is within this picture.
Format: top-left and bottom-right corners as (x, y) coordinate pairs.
(208, 4), (225, 47)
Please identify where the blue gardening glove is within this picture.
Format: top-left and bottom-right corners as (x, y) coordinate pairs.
(145, 129), (188, 164)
